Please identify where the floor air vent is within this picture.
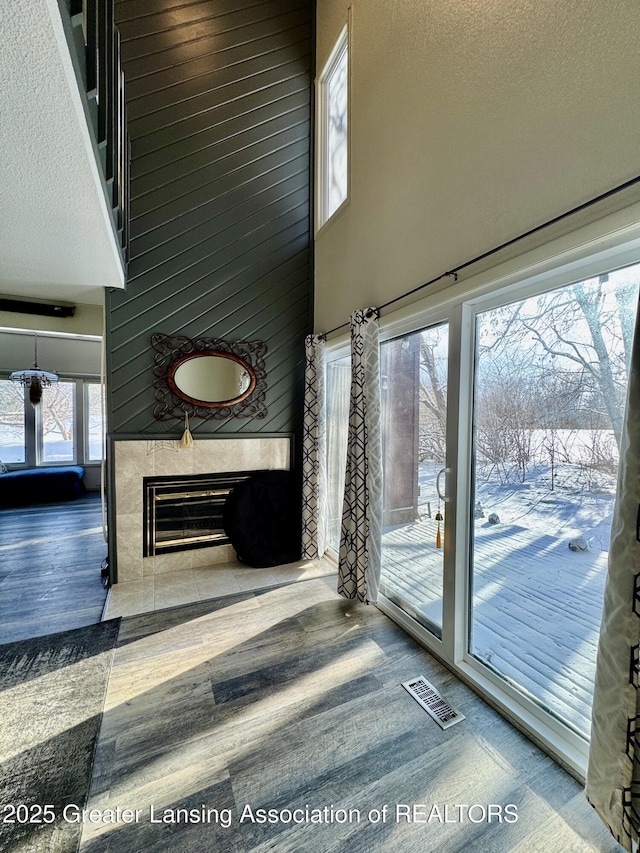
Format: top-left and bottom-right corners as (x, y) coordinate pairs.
(402, 676), (465, 730)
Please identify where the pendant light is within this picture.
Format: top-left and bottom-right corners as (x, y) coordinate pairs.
(9, 334), (58, 406)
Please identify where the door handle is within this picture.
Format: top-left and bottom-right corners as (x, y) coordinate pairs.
(436, 467), (449, 502)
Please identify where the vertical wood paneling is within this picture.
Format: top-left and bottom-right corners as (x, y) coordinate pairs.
(107, 0), (313, 437)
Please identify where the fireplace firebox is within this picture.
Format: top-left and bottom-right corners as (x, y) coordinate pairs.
(143, 471), (264, 556)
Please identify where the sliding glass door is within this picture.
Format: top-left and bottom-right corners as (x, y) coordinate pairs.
(379, 323), (449, 637)
(469, 267), (639, 735)
(325, 245), (640, 772)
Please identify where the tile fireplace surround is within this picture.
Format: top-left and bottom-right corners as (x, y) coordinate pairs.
(114, 437), (290, 583)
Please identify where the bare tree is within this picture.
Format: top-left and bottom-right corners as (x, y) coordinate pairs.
(472, 273), (636, 498)
(519, 279), (632, 449)
(0, 380), (25, 440)
(42, 382), (74, 442)
(534, 370), (583, 489)
(418, 330), (448, 462)
(475, 358), (538, 483)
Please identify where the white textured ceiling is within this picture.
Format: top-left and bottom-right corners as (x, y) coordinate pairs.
(0, 0), (125, 306)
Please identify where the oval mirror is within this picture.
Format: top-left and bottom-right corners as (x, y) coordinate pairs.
(168, 351), (256, 407)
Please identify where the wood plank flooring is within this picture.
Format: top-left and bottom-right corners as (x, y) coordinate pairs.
(80, 577), (622, 852)
(0, 493), (108, 644)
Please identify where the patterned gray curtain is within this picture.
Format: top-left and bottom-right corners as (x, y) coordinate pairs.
(301, 334), (327, 560)
(587, 294), (640, 851)
(338, 308), (383, 603)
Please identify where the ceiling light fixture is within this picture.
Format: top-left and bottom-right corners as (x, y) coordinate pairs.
(9, 334), (58, 406)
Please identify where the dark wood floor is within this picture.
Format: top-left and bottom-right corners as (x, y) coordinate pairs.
(80, 577), (621, 853)
(0, 493), (108, 644)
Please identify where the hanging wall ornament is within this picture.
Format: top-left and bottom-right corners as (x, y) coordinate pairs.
(179, 411), (193, 449)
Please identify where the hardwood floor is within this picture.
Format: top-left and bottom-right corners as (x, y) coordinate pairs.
(80, 577), (622, 852)
(0, 493), (108, 644)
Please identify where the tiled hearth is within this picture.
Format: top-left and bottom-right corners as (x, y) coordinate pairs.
(104, 556), (337, 619)
(113, 437), (291, 583)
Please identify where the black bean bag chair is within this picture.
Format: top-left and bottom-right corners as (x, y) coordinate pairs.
(223, 470), (301, 568)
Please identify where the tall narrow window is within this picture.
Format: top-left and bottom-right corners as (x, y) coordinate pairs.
(41, 380), (75, 463)
(86, 382), (105, 461)
(0, 379), (26, 463)
(326, 354), (351, 552)
(317, 25), (348, 227)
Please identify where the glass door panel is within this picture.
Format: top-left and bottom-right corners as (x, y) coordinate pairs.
(380, 323), (449, 636)
(470, 267), (640, 735)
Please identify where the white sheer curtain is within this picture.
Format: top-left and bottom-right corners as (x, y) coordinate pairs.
(337, 308), (382, 603)
(301, 334), (327, 560)
(587, 294), (640, 851)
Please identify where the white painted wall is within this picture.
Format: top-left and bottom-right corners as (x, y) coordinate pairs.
(0, 0), (125, 304)
(314, 0), (640, 332)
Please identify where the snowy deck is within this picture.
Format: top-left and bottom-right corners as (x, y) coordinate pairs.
(381, 514), (607, 735)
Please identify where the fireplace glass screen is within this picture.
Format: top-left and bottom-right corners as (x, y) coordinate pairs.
(143, 471), (262, 556)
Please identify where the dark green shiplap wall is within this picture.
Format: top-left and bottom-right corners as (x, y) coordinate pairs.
(106, 0), (313, 437)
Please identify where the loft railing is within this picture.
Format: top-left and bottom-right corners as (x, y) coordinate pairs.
(58, 0), (129, 269)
